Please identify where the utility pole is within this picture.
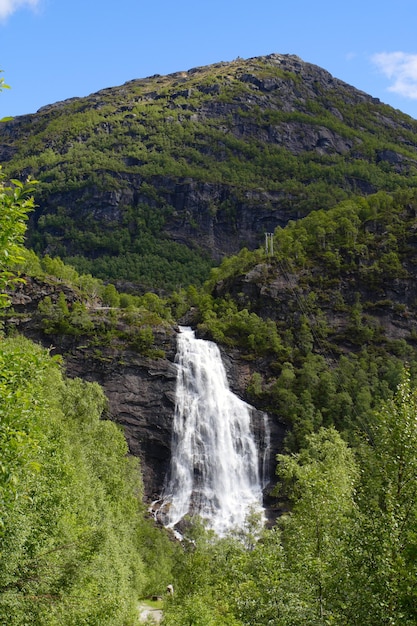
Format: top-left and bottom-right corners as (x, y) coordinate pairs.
(265, 232), (274, 256)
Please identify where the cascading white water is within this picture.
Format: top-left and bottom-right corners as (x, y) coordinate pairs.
(159, 326), (269, 536)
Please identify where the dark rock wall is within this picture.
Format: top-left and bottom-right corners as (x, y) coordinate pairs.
(65, 335), (178, 500)
(7, 281), (283, 505)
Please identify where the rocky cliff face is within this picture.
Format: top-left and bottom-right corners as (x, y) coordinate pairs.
(65, 333), (178, 499)
(7, 278), (178, 497)
(6, 279), (284, 505)
(67, 335), (284, 507)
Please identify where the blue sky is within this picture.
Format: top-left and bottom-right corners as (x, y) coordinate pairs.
(1, 0), (417, 120)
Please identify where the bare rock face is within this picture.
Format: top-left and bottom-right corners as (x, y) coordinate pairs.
(64, 334), (179, 499)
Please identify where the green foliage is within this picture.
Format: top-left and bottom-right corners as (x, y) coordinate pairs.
(164, 522), (244, 626)
(136, 516), (177, 598)
(275, 428), (358, 623)
(0, 71), (9, 93)
(0, 336), (147, 625)
(0, 169), (37, 307)
(35, 288), (171, 357)
(196, 187), (417, 449)
(200, 302), (284, 356)
(0, 121), (174, 620)
(0, 338), (53, 516)
(37, 294), (94, 335)
(166, 384), (417, 624)
(9, 248), (173, 357)
(63, 241), (214, 292)
(345, 371), (417, 625)
(102, 283), (120, 307)
(189, 289), (285, 357)
(204, 247), (264, 292)
(0, 70), (12, 123)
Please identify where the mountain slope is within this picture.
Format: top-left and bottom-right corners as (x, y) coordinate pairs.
(190, 186), (417, 450)
(2, 53), (417, 290)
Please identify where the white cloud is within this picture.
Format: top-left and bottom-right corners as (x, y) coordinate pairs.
(372, 51), (417, 100)
(0, 0), (40, 20)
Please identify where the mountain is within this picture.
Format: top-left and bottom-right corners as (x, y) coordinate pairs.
(4, 52), (417, 510)
(4, 54), (417, 623)
(1, 53), (417, 291)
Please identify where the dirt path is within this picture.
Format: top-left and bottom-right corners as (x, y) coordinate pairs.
(138, 602), (163, 624)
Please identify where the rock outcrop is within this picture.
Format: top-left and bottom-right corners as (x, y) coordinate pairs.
(65, 333), (178, 499)
(6, 279), (284, 506)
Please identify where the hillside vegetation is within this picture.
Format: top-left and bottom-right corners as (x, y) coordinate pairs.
(2, 54), (417, 290)
(3, 56), (417, 624)
(158, 187), (417, 625)
(4, 178), (417, 625)
(0, 172), (176, 626)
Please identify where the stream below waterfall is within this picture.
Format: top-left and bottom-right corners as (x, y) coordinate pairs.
(157, 326), (270, 536)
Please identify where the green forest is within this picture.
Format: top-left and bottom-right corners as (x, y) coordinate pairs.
(2, 163), (417, 626)
(2, 59), (417, 625)
(0, 171), (179, 625)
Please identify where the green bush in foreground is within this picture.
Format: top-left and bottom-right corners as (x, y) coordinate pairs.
(0, 336), (146, 625)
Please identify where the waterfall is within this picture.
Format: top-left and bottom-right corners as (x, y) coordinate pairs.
(159, 326), (270, 536)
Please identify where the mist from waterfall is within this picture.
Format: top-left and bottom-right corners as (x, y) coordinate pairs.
(159, 326), (270, 536)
